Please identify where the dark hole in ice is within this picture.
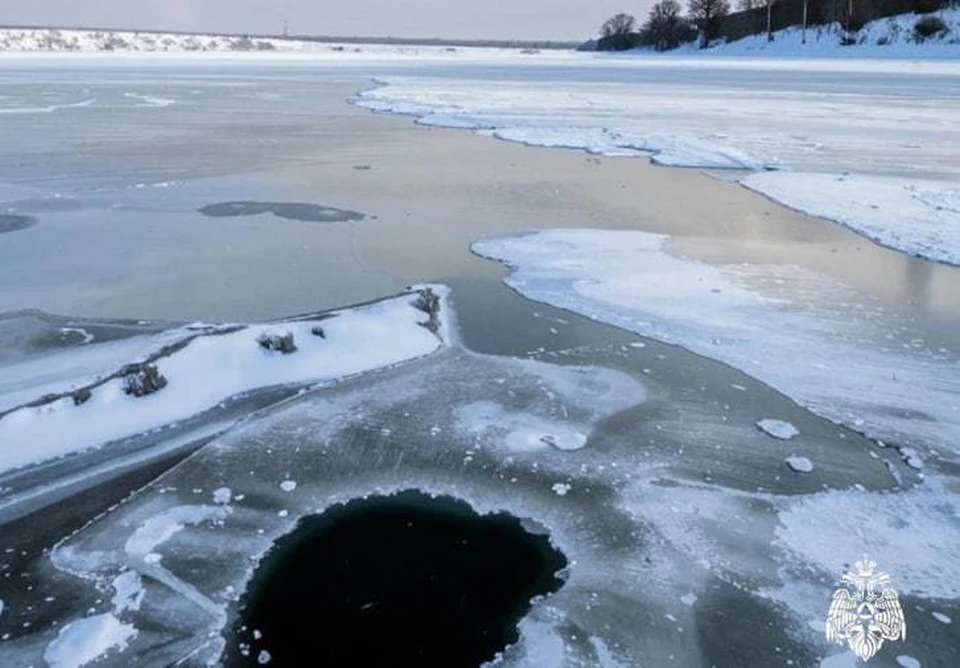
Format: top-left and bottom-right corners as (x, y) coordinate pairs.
(198, 201), (365, 223)
(0, 214), (38, 234)
(228, 490), (567, 667)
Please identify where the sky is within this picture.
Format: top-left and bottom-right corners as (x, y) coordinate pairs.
(1, 0), (659, 41)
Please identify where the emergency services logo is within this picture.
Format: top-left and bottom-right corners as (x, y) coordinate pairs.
(825, 557), (906, 661)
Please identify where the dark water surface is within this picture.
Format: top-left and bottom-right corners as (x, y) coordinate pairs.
(229, 490), (567, 667)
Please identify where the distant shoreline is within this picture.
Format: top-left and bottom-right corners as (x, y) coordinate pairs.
(0, 24), (582, 50)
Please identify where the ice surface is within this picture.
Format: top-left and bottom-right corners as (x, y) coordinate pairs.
(757, 419), (799, 440)
(785, 456), (814, 473)
(30, 344), (657, 667)
(357, 54), (960, 263)
(931, 612), (952, 624)
(2, 328), (947, 667)
(473, 229), (960, 454)
(0, 290), (446, 473)
(896, 656), (921, 668)
(820, 653), (859, 668)
(743, 171), (960, 265)
(43, 613), (137, 668)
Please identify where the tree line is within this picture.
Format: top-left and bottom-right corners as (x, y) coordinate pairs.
(599, 0), (729, 51)
(598, 0), (953, 51)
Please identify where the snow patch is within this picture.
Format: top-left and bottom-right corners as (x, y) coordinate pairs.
(279, 480), (297, 493)
(43, 613), (136, 668)
(213, 487), (232, 505)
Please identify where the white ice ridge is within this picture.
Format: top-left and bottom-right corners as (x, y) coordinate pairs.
(473, 229), (960, 453)
(356, 58), (960, 264)
(0, 288), (448, 473)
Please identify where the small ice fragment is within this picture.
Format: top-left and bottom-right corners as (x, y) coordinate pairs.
(680, 593), (697, 606)
(731, 384), (747, 391)
(629, 342), (646, 348)
(552, 483), (572, 496)
(279, 480), (297, 493)
(757, 419), (799, 440)
(539, 432), (587, 451)
(786, 456), (814, 473)
(253, 629), (263, 639)
(905, 456), (924, 470)
(932, 611), (951, 624)
(0, 599), (4, 617)
(896, 656), (921, 668)
(213, 487), (232, 505)
(144, 553), (162, 564)
(258, 649), (272, 664)
(277, 510), (288, 518)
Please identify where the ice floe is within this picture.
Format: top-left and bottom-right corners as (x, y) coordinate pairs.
(0, 288), (448, 473)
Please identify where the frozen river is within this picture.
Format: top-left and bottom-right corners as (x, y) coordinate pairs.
(0, 54), (958, 667)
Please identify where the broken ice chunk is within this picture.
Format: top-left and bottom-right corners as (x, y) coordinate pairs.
(785, 456), (814, 473)
(756, 419), (799, 440)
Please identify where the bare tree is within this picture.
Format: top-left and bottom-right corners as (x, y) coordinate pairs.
(643, 0), (688, 51)
(598, 13), (640, 50)
(688, 0), (730, 48)
(601, 13), (637, 38)
(737, 0), (761, 10)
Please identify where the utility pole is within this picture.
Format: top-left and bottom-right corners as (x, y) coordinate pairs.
(282, 18), (288, 38)
(802, 0), (808, 44)
(766, 0), (774, 41)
